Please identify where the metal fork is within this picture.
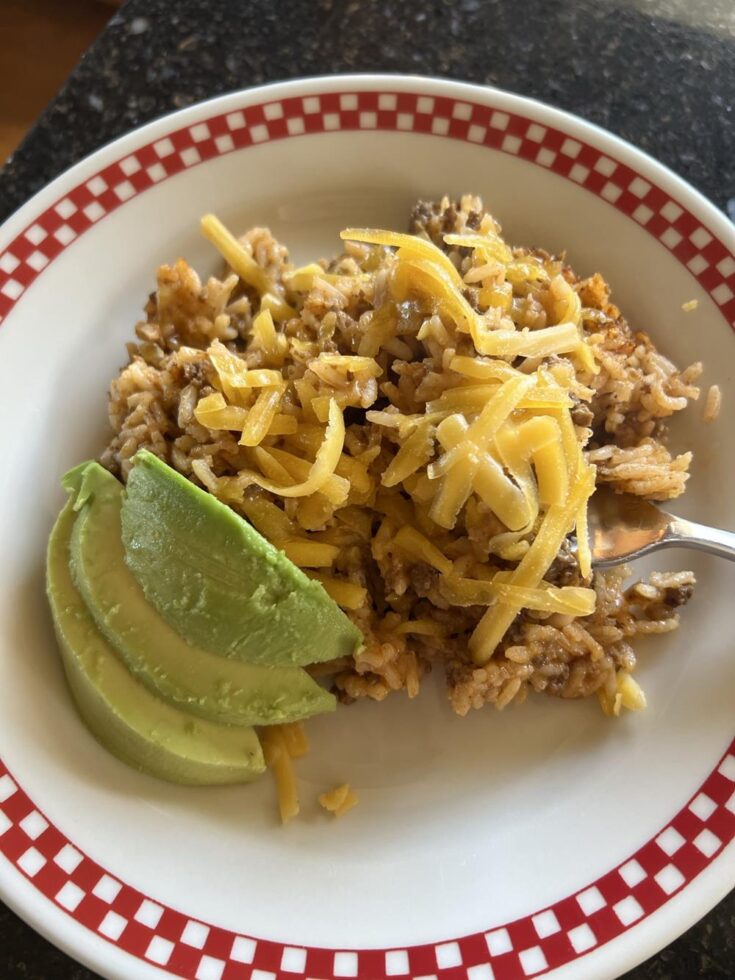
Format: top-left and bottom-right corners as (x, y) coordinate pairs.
(587, 486), (735, 568)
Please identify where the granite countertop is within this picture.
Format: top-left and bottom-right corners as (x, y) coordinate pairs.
(1, 0), (733, 977)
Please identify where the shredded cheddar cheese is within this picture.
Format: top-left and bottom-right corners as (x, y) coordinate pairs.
(469, 464), (596, 664)
(240, 400), (347, 500)
(281, 539), (339, 568)
(279, 721), (309, 758)
(260, 726), (300, 824)
(249, 308), (287, 363)
(598, 671), (647, 717)
(306, 572), (367, 610)
(197, 215), (600, 672)
(341, 228), (465, 290)
(239, 388), (283, 446)
(201, 214), (295, 321)
(394, 526), (453, 576)
(439, 575), (596, 615)
(318, 783), (358, 817)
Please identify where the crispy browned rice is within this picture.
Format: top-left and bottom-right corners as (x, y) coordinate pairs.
(100, 196), (699, 716)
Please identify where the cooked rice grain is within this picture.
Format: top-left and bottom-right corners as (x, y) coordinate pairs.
(704, 384), (722, 422)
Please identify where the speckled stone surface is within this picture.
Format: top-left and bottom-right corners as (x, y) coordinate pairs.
(1, 0), (735, 223)
(0, 0), (733, 977)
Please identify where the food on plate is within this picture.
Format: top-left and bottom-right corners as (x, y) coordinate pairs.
(259, 724), (305, 823)
(48, 457), (342, 788)
(319, 783), (359, 818)
(48, 195), (704, 817)
(47, 482), (264, 784)
(100, 196), (699, 712)
(121, 448), (361, 666)
(68, 460), (336, 726)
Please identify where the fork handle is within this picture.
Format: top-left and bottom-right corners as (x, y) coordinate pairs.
(666, 516), (735, 562)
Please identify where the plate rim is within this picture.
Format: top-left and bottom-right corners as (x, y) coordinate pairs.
(0, 73), (733, 980)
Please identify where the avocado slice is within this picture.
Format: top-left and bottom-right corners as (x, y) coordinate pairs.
(46, 499), (265, 785)
(121, 450), (363, 667)
(67, 462), (336, 726)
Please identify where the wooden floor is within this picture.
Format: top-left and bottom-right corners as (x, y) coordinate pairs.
(0, 0), (113, 164)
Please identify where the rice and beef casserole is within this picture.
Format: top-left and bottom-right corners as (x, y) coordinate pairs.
(100, 196), (700, 720)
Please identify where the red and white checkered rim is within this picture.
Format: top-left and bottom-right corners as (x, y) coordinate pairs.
(1, 84), (734, 980)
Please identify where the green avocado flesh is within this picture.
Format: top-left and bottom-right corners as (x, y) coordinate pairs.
(121, 449), (363, 667)
(67, 463), (337, 726)
(46, 499), (265, 785)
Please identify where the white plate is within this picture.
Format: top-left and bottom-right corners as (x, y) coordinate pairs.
(0, 75), (733, 980)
